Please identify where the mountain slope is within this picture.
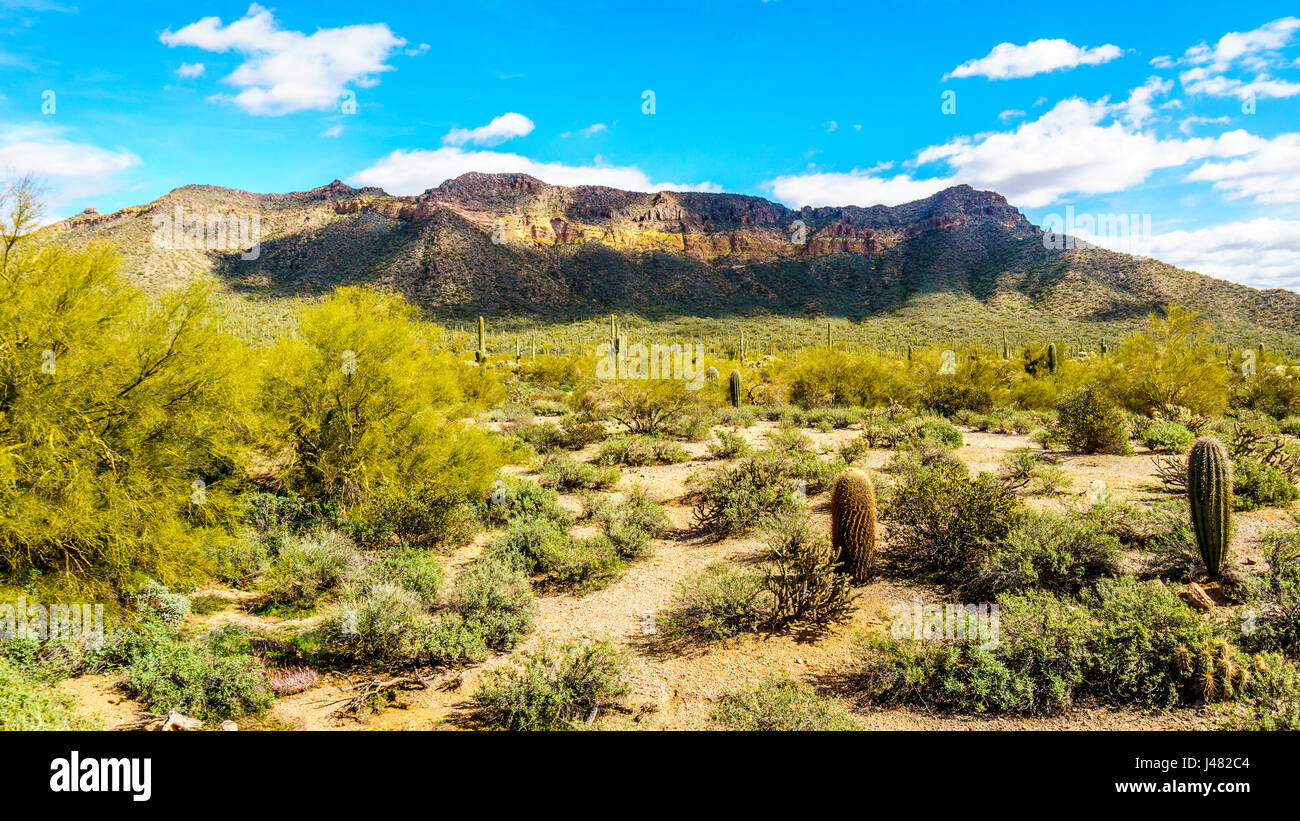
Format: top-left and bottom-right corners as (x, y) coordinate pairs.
(45, 173), (1300, 343)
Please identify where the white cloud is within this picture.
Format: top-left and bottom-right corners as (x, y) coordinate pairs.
(945, 39), (1123, 80)
(0, 125), (140, 211)
(159, 4), (406, 116)
(559, 122), (607, 138)
(1185, 132), (1300, 202)
(823, 120), (838, 132)
(442, 112), (534, 147)
(1179, 115), (1231, 135)
(321, 124), (343, 138)
(174, 62), (205, 78)
(1084, 218), (1300, 290)
(1121, 76), (1172, 127)
(998, 109), (1026, 122)
(764, 95), (1265, 208)
(350, 146), (718, 195)
(1172, 17), (1300, 99)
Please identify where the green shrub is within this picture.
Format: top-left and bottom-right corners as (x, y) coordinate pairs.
(321, 582), (450, 665)
(595, 487), (670, 559)
(966, 511), (1121, 597)
(472, 640), (630, 730)
(358, 547), (444, 607)
(449, 557), (535, 651)
(1233, 457), (1299, 510)
(478, 477), (570, 528)
(208, 537), (268, 587)
(712, 678), (857, 730)
(346, 483), (474, 550)
(883, 461), (1020, 579)
(1054, 387), (1131, 454)
(537, 453), (620, 492)
(763, 515), (855, 629)
(595, 435), (689, 467)
(1241, 530), (1300, 658)
(713, 406), (757, 428)
(707, 429), (753, 459)
(135, 580), (191, 631)
(0, 659), (93, 729)
(120, 632), (273, 721)
(1142, 422), (1194, 454)
(262, 530), (358, 608)
(688, 456), (797, 538)
(659, 563), (772, 644)
(245, 492), (341, 537)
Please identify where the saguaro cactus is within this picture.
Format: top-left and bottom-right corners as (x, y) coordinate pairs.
(1188, 436), (1233, 579)
(728, 369), (742, 407)
(831, 468), (877, 583)
(1047, 342), (1058, 374)
(476, 316), (486, 362)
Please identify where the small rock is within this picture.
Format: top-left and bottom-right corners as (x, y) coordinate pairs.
(1180, 582), (1215, 611)
(218, 721), (238, 731)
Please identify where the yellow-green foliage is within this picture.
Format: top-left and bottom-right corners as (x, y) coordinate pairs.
(830, 468), (877, 582)
(1100, 306), (1229, 416)
(258, 287), (513, 503)
(0, 238), (249, 598)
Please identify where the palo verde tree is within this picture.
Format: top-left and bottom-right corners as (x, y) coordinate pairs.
(0, 179), (250, 599)
(257, 286), (510, 504)
(1100, 305), (1230, 417)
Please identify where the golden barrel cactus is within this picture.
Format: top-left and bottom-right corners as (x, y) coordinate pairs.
(831, 468), (877, 583)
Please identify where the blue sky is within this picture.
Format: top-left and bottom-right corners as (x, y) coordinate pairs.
(2, 0), (1299, 289)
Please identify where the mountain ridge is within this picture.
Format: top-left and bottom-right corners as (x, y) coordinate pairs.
(44, 173), (1300, 345)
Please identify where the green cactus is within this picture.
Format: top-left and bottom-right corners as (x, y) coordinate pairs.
(728, 369), (741, 407)
(1188, 436), (1233, 579)
(831, 468), (877, 583)
(476, 316), (486, 362)
(1047, 342), (1057, 374)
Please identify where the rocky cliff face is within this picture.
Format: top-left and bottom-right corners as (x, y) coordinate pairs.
(43, 172), (1300, 340)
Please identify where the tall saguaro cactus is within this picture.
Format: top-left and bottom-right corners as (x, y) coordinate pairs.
(1188, 437), (1233, 579)
(831, 469), (877, 583)
(1047, 342), (1058, 374)
(728, 369), (742, 407)
(476, 316), (486, 362)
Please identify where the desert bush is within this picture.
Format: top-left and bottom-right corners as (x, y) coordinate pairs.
(346, 483), (475, 550)
(923, 377), (994, 417)
(208, 537), (269, 587)
(595, 435), (689, 467)
(712, 678), (857, 731)
(659, 563), (773, 644)
(449, 556), (536, 652)
(119, 630), (273, 721)
(558, 414), (608, 449)
(472, 640), (630, 730)
(606, 379), (702, 436)
(883, 461), (1020, 579)
(357, 547), (444, 607)
(320, 582), (444, 664)
(259, 287), (510, 504)
(713, 406), (757, 428)
(1101, 306), (1230, 418)
(885, 447), (966, 485)
(1241, 529), (1300, 658)
(536, 453), (620, 491)
(477, 477), (570, 528)
(0, 659), (93, 730)
(762, 515), (854, 629)
(595, 488), (671, 559)
(245, 492), (342, 538)
(708, 429), (753, 459)
(688, 456), (798, 538)
(135, 581), (192, 631)
(1233, 457), (1299, 510)
(966, 511), (1122, 597)
(1054, 387), (1131, 454)
(1142, 422), (1194, 453)
(262, 531), (359, 609)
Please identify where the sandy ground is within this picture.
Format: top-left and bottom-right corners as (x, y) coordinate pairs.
(59, 420), (1289, 731)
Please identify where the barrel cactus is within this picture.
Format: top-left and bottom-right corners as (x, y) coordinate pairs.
(831, 468), (877, 583)
(728, 369), (741, 407)
(1188, 436), (1233, 579)
(705, 365), (719, 382)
